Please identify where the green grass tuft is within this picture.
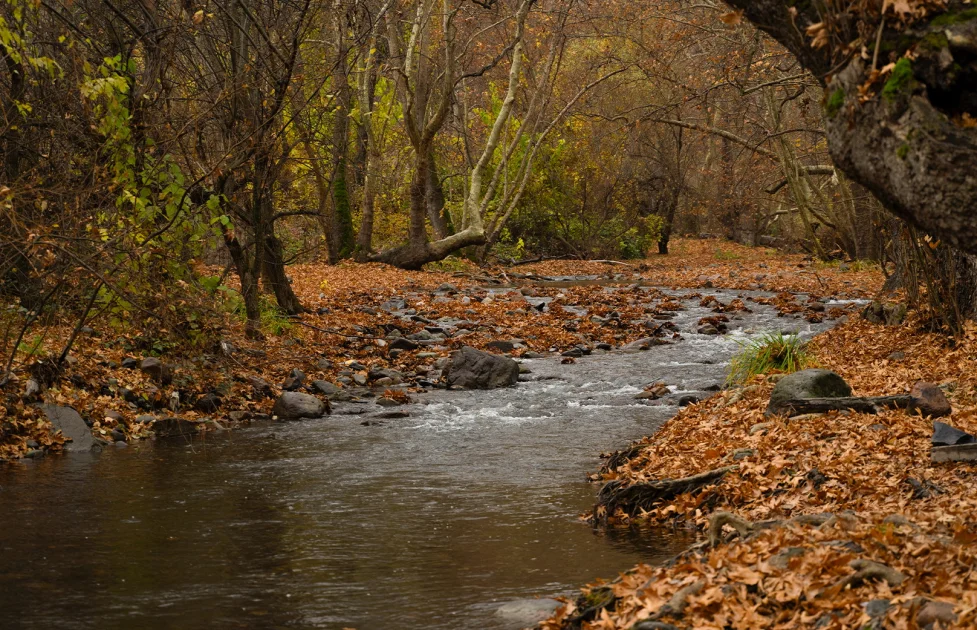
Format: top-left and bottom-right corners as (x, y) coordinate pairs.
(727, 332), (810, 385)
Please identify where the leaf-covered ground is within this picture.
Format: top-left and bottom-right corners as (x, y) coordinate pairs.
(3, 239), (876, 460)
(541, 307), (977, 627)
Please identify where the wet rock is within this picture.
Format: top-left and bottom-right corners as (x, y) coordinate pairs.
(561, 348), (584, 358)
(767, 369), (852, 416)
(272, 392), (328, 420)
(909, 381), (951, 418)
(697, 324), (720, 335)
(678, 394), (701, 407)
(437, 283), (458, 293)
(39, 404), (94, 452)
(195, 393), (222, 413)
(227, 410), (252, 422)
(494, 598), (562, 628)
(110, 429), (127, 442)
(316, 357), (333, 370)
(153, 417), (199, 438)
(522, 351), (545, 359)
(135, 414), (155, 424)
(104, 409), (124, 423)
(376, 410), (410, 419)
(445, 346), (520, 389)
(636, 382), (669, 400)
(861, 301), (908, 326)
(596, 342), (613, 351)
(282, 368), (306, 391)
(917, 600), (957, 628)
(376, 397), (405, 407)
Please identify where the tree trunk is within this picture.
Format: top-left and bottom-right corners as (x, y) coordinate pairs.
(426, 147), (450, 239)
(223, 230), (262, 339)
(262, 233), (303, 315)
(727, 0), (977, 257)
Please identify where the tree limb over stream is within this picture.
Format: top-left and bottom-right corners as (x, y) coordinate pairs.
(727, 0), (977, 255)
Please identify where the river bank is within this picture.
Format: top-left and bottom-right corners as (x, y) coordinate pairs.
(541, 310), (977, 627)
(0, 239), (876, 461)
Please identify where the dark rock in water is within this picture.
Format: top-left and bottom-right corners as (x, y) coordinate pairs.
(767, 369), (852, 416)
(311, 380), (341, 396)
(389, 337), (420, 351)
(494, 598), (562, 629)
(227, 410), (252, 422)
(485, 340), (515, 353)
(697, 324), (720, 335)
(247, 376), (275, 399)
(909, 381), (951, 418)
(195, 393), (222, 413)
(39, 404), (94, 452)
(154, 417), (199, 438)
(596, 342), (613, 351)
(861, 301), (907, 326)
(561, 348), (584, 358)
(633, 622), (678, 630)
(272, 392), (328, 420)
(282, 368), (306, 391)
(375, 410), (410, 419)
(678, 394), (701, 407)
(932, 421), (975, 446)
(376, 398), (402, 407)
(135, 414), (155, 424)
(352, 373), (368, 386)
(110, 429), (126, 442)
(522, 351), (545, 359)
(446, 346), (520, 390)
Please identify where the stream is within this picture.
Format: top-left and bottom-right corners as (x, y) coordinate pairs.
(0, 286), (850, 630)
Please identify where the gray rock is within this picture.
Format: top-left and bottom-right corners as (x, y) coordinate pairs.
(767, 369), (852, 416)
(446, 346), (520, 389)
(932, 421), (974, 446)
(485, 340), (515, 353)
(247, 376), (275, 399)
(272, 392), (327, 420)
(917, 600), (957, 628)
(316, 357), (333, 370)
(121, 357), (138, 369)
(862, 301), (908, 326)
(282, 368), (306, 391)
(887, 350), (906, 361)
(139, 357), (171, 384)
(352, 373), (368, 386)
(380, 297), (407, 312)
(494, 598), (562, 628)
(863, 599), (891, 618)
(40, 404), (94, 452)
(732, 448), (755, 461)
(910, 381), (951, 418)
(769, 547), (806, 570)
(389, 337), (420, 351)
(311, 380), (341, 396)
(633, 623), (677, 630)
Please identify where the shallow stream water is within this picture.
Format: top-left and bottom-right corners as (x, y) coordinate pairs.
(0, 286), (848, 630)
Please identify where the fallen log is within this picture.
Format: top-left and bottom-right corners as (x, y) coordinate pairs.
(595, 466), (736, 523)
(770, 395), (910, 417)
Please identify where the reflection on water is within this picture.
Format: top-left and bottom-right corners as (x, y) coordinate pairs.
(0, 288), (839, 630)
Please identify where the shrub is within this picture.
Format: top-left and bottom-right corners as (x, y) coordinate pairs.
(727, 332), (809, 385)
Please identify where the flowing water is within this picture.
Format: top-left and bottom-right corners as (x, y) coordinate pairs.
(0, 286), (850, 630)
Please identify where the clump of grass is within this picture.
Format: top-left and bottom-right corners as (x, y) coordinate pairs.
(727, 332), (809, 385)
(714, 248), (742, 261)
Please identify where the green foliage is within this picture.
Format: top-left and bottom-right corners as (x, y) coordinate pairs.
(619, 226), (656, 260)
(931, 8), (977, 27)
(727, 332), (810, 385)
(424, 256), (469, 273)
(897, 143), (910, 160)
(825, 88), (845, 118)
(714, 248), (742, 261)
(882, 59), (914, 102)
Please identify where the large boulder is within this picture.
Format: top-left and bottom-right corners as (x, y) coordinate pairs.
(910, 381), (951, 418)
(272, 392), (328, 420)
(494, 599), (562, 629)
(40, 404), (94, 452)
(445, 346), (520, 389)
(766, 369), (852, 416)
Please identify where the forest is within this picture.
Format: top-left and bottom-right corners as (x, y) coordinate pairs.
(3, 0), (977, 629)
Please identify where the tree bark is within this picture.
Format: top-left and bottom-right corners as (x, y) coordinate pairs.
(727, 0), (977, 256)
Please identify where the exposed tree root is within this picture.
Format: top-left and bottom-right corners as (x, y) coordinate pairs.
(820, 559), (906, 597)
(768, 395), (910, 417)
(594, 466), (736, 524)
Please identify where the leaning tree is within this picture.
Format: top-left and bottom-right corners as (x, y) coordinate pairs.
(724, 0), (977, 257)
